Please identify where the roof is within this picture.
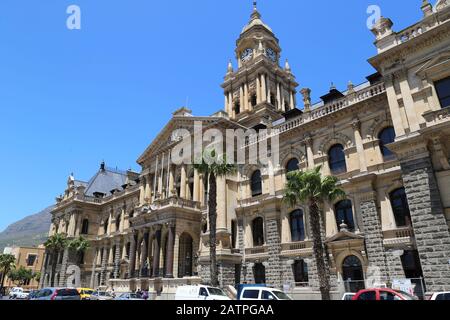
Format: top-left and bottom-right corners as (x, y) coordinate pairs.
(83, 166), (128, 197)
(241, 7), (273, 34)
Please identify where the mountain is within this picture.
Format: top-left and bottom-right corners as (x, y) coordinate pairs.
(0, 206), (53, 252)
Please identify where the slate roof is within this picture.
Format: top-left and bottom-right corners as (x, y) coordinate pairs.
(84, 166), (128, 197)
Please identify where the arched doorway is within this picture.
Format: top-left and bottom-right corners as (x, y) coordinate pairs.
(178, 233), (193, 278)
(342, 255), (365, 293)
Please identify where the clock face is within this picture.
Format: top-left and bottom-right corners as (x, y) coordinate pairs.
(266, 48), (277, 62)
(241, 48), (253, 62)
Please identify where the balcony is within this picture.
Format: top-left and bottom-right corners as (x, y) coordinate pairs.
(244, 246), (269, 258)
(383, 227), (414, 247)
(280, 241), (313, 257)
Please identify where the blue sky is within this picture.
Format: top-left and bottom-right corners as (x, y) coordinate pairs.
(0, 0), (423, 231)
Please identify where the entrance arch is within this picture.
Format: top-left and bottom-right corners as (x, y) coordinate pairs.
(178, 233), (193, 278)
(342, 255), (365, 293)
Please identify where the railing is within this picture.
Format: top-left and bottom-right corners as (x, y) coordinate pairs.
(245, 246), (269, 256)
(153, 196), (201, 211)
(397, 22), (425, 44)
(281, 241), (313, 252)
(244, 82), (387, 148)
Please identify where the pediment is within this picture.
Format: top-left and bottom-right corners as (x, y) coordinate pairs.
(416, 50), (450, 79)
(325, 230), (365, 243)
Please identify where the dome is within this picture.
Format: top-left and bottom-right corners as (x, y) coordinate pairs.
(241, 7), (273, 34)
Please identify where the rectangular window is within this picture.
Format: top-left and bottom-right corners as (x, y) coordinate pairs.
(27, 254), (37, 266)
(435, 77), (450, 109)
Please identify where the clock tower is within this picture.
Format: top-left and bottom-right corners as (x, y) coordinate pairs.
(222, 2), (299, 127)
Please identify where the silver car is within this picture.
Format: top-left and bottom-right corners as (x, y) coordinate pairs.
(115, 292), (145, 301)
(34, 288), (81, 301)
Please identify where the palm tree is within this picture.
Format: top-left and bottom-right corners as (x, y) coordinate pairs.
(68, 236), (90, 264)
(44, 233), (68, 286)
(0, 254), (16, 295)
(283, 166), (345, 300)
(194, 150), (236, 287)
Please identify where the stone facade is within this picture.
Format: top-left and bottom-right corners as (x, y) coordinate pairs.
(41, 3), (450, 299)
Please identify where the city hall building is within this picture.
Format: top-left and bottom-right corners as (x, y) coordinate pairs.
(40, 2), (450, 299)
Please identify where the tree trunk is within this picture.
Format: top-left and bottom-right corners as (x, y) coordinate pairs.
(208, 172), (219, 287)
(0, 270), (6, 295)
(50, 250), (58, 287)
(309, 200), (331, 300)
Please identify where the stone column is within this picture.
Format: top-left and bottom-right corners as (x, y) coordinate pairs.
(358, 192), (389, 282)
(261, 74), (267, 103)
(139, 176), (146, 205)
(352, 118), (367, 172)
(90, 247), (98, 288)
(193, 169), (200, 202)
(239, 85), (245, 112)
(113, 240), (121, 279)
(305, 136), (315, 169)
(398, 70), (421, 132)
(100, 245), (109, 285)
(281, 210), (291, 243)
(168, 165), (175, 197)
(244, 82), (249, 111)
(256, 75), (261, 104)
(145, 175), (152, 202)
(128, 232), (137, 278)
(400, 155), (450, 292)
(217, 175), (227, 230)
(140, 231), (149, 278)
(265, 215), (282, 289)
(277, 82), (281, 110)
(180, 165), (187, 199)
(152, 226), (162, 278)
(165, 222), (176, 278)
(384, 75), (406, 137)
(58, 248), (70, 287)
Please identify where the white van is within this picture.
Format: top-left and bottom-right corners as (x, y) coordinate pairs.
(175, 285), (231, 300)
(238, 286), (292, 300)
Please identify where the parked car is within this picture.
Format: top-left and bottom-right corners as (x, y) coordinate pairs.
(175, 285), (231, 300)
(237, 285), (293, 300)
(90, 290), (114, 301)
(34, 288), (81, 301)
(77, 288), (95, 300)
(115, 292), (145, 301)
(28, 290), (40, 300)
(427, 292), (450, 300)
(9, 287), (29, 300)
(342, 293), (356, 301)
(352, 288), (418, 301)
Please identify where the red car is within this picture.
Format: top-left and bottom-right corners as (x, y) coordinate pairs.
(352, 288), (418, 301)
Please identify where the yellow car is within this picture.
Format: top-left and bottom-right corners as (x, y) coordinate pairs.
(77, 288), (95, 300)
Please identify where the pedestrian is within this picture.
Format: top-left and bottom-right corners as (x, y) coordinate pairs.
(143, 291), (148, 300)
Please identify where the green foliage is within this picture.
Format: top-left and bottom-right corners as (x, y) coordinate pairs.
(193, 149), (237, 178)
(44, 233), (68, 252)
(283, 166), (346, 207)
(0, 254), (16, 275)
(7, 266), (33, 286)
(68, 236), (90, 253)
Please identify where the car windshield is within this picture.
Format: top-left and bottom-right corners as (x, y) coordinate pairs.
(272, 291), (292, 300)
(84, 290), (94, 295)
(98, 292), (110, 296)
(129, 294), (140, 299)
(207, 288), (226, 296)
(394, 290), (416, 300)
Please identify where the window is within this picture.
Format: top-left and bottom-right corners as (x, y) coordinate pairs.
(81, 219), (89, 235)
(26, 254), (37, 267)
(242, 290), (259, 299)
(290, 210), (305, 242)
(335, 200), (355, 232)
(328, 144), (347, 174)
(436, 293), (450, 301)
(234, 101), (241, 115)
(129, 210), (134, 219)
(379, 291), (398, 301)
(379, 127), (396, 159)
(254, 263), (266, 284)
(199, 287), (208, 297)
(261, 291), (276, 300)
(435, 77), (450, 109)
(251, 94), (257, 107)
(286, 158), (299, 174)
(115, 215), (121, 232)
(251, 170), (262, 197)
(231, 220), (237, 249)
(357, 291), (376, 301)
(293, 260), (309, 284)
(252, 217), (264, 247)
(103, 218), (109, 234)
(270, 94), (276, 106)
(389, 188), (412, 227)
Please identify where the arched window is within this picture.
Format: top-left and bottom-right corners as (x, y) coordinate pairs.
(81, 219), (89, 235)
(379, 127), (396, 159)
(252, 217), (264, 247)
(328, 144), (347, 174)
(389, 188), (412, 227)
(254, 263), (266, 284)
(251, 170), (262, 197)
(188, 171), (194, 200)
(335, 200), (355, 232)
(342, 255), (365, 293)
(286, 158), (299, 174)
(290, 210), (305, 242)
(293, 260), (309, 285)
